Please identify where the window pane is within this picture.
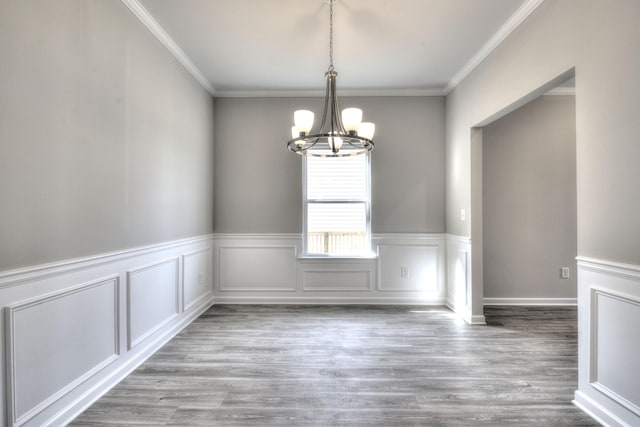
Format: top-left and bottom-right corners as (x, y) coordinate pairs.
(307, 203), (366, 255)
(307, 156), (367, 200)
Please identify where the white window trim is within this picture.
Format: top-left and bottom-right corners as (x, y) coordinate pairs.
(302, 154), (372, 258)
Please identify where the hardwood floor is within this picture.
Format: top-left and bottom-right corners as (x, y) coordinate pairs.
(71, 305), (599, 426)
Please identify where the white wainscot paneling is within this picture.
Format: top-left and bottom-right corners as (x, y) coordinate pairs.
(182, 248), (212, 311)
(127, 258), (179, 349)
(591, 288), (640, 413)
(445, 235), (471, 315)
(574, 258), (640, 427)
(0, 235), (213, 427)
(214, 234), (445, 304)
(6, 277), (119, 426)
(377, 245), (439, 292)
(219, 246), (297, 292)
(302, 264), (373, 292)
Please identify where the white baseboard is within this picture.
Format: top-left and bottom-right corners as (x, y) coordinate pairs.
(484, 297), (577, 306)
(214, 296), (447, 305)
(462, 313), (487, 325)
(573, 390), (628, 427)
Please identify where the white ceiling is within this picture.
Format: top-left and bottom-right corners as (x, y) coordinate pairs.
(132, 0), (538, 96)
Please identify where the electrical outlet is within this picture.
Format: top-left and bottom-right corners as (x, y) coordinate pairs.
(400, 267), (409, 279)
(561, 267), (570, 279)
(199, 272), (204, 284)
(460, 209), (466, 221)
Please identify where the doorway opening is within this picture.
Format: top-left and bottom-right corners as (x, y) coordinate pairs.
(468, 69), (577, 315)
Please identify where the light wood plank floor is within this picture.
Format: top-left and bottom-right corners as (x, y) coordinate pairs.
(71, 305), (599, 426)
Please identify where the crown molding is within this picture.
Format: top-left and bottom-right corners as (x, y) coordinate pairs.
(214, 87), (446, 98)
(120, 0), (216, 96)
(444, 0), (545, 94)
(543, 86), (576, 96)
(214, 89), (325, 98)
(122, 0), (544, 99)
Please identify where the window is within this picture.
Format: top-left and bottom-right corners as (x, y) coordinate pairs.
(304, 155), (371, 256)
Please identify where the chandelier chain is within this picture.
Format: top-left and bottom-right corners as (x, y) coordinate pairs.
(329, 0), (334, 70)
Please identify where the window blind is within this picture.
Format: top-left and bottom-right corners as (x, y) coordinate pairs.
(307, 156), (367, 201)
(305, 156), (369, 255)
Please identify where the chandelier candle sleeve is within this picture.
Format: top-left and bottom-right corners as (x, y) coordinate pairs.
(294, 110), (314, 134)
(342, 108), (363, 133)
(358, 122), (375, 140)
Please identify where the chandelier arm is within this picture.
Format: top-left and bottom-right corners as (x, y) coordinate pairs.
(307, 137), (321, 148)
(317, 72), (331, 133)
(344, 137), (373, 148)
(331, 75), (345, 133)
(329, 74), (338, 136)
(328, 74), (339, 153)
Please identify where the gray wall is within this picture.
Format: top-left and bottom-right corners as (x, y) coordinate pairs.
(446, 0), (640, 266)
(0, 0), (215, 271)
(483, 95), (577, 299)
(214, 96), (445, 234)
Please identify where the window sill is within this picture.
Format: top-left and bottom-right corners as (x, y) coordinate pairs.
(298, 253), (378, 261)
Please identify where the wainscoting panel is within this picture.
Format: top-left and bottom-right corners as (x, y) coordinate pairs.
(126, 258), (180, 350)
(0, 235), (214, 427)
(591, 288), (640, 414)
(219, 246), (297, 291)
(182, 248), (212, 312)
(377, 245), (439, 292)
(5, 277), (119, 426)
(574, 257), (640, 427)
(214, 234), (446, 304)
(445, 235), (471, 318)
(302, 267), (373, 292)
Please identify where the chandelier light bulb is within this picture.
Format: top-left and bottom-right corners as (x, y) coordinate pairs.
(341, 108), (363, 133)
(294, 110), (314, 134)
(358, 122), (375, 140)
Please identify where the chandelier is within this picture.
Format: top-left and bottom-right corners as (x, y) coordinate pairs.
(287, 0), (375, 157)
